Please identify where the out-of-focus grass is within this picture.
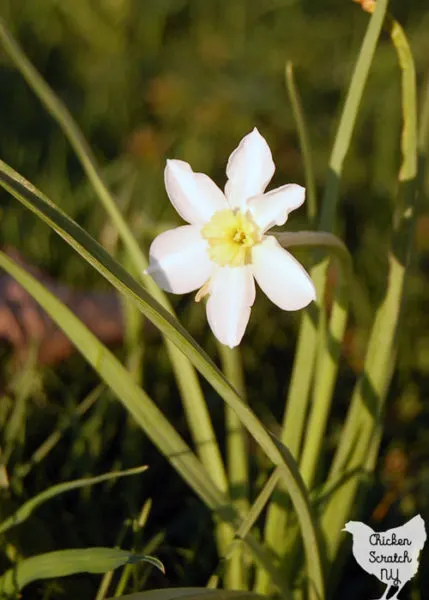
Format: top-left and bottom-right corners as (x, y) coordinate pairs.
(1, 0), (429, 598)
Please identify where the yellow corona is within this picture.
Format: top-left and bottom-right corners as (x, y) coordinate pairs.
(201, 209), (262, 267)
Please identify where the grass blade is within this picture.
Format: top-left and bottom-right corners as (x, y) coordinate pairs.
(218, 344), (249, 590)
(0, 548), (163, 595)
(285, 62), (317, 224)
(0, 466), (148, 536)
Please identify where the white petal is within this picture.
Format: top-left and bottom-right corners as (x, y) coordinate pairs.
(247, 184), (305, 232)
(251, 237), (315, 310)
(165, 159), (228, 226)
(146, 225), (213, 293)
(225, 128), (275, 210)
(206, 266), (255, 348)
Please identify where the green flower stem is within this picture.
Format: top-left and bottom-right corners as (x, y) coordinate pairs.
(0, 21), (228, 509)
(218, 344), (250, 590)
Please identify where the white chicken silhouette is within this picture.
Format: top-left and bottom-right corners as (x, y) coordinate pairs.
(343, 515), (426, 600)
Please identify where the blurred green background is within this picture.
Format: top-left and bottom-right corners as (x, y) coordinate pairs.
(1, 0), (429, 598)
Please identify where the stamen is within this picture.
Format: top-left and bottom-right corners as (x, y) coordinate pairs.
(201, 209), (261, 267)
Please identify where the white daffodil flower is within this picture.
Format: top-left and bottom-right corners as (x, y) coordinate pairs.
(145, 128), (316, 348)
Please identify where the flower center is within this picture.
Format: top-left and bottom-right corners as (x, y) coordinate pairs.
(201, 209), (261, 267)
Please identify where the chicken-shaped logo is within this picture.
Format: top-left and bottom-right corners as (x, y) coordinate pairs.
(343, 515), (426, 600)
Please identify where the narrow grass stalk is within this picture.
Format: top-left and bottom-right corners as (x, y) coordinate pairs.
(259, 1), (389, 588)
(2, 346), (39, 464)
(0, 20), (228, 502)
(15, 385), (104, 479)
(237, 468), (282, 544)
(420, 75), (429, 153)
(214, 469), (287, 595)
(0, 466), (148, 536)
(321, 9), (418, 576)
(223, 469), (286, 596)
(299, 270), (349, 489)
(285, 62), (317, 224)
(95, 509), (139, 600)
(218, 345), (249, 590)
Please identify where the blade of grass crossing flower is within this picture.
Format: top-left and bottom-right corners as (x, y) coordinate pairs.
(0, 548), (164, 595)
(218, 344), (249, 590)
(0, 19), (227, 503)
(0, 164), (307, 499)
(258, 2), (389, 589)
(0, 248), (297, 599)
(321, 11), (417, 572)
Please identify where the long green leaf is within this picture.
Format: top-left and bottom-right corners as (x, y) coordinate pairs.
(0, 548), (163, 595)
(0, 466), (148, 536)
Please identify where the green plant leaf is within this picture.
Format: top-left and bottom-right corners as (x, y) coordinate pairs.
(0, 548), (164, 595)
